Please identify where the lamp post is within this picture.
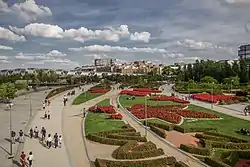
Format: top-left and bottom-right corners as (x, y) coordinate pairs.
(231, 80), (233, 94)
(144, 94), (150, 137)
(9, 102), (14, 156)
(29, 94), (32, 117)
(211, 82), (214, 109)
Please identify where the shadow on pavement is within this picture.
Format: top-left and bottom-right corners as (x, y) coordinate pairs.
(4, 138), (11, 143)
(70, 113), (83, 118)
(12, 159), (21, 167)
(0, 145), (10, 155)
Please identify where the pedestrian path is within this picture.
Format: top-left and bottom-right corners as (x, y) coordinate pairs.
(15, 92), (73, 167)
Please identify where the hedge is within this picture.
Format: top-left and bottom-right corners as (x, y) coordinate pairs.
(131, 141), (157, 152)
(148, 122), (173, 131)
(201, 139), (250, 150)
(46, 85), (78, 99)
(112, 140), (164, 159)
(174, 126), (217, 133)
(117, 132), (141, 136)
(223, 150), (250, 166)
(86, 133), (128, 146)
(149, 125), (166, 138)
(180, 144), (212, 156)
(95, 157), (177, 167)
(106, 134), (147, 142)
(175, 161), (189, 167)
(203, 131), (248, 143)
(204, 157), (231, 167)
(195, 134), (231, 142)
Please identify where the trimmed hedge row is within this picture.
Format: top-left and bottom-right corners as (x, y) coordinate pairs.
(86, 133), (128, 146)
(195, 134), (231, 142)
(112, 140), (164, 159)
(117, 132), (141, 136)
(175, 161), (189, 167)
(203, 131), (248, 143)
(204, 157), (231, 167)
(131, 141), (157, 152)
(174, 126), (217, 133)
(147, 122), (173, 131)
(180, 144), (212, 156)
(201, 139), (250, 150)
(149, 125), (166, 138)
(46, 85), (78, 99)
(95, 157), (177, 167)
(223, 150), (250, 166)
(106, 134), (147, 142)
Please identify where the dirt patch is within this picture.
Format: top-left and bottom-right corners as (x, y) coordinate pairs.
(165, 131), (200, 147)
(234, 160), (250, 167)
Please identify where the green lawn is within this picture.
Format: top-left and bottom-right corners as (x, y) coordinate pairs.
(85, 112), (125, 135)
(72, 91), (103, 105)
(181, 105), (250, 140)
(97, 98), (110, 106)
(119, 95), (179, 108)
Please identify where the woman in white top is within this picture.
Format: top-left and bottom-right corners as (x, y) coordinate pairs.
(27, 151), (34, 167)
(46, 134), (52, 149)
(59, 135), (62, 148)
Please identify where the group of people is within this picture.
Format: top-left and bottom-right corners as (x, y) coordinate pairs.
(63, 95), (68, 106)
(11, 130), (24, 144)
(243, 106), (250, 116)
(20, 151), (34, 167)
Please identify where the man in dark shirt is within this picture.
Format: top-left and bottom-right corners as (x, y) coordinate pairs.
(11, 131), (16, 144)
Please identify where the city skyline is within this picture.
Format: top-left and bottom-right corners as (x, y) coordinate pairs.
(1, 0), (250, 69)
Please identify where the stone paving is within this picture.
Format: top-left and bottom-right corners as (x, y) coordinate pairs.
(0, 90), (48, 167)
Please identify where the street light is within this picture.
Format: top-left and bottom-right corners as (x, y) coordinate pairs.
(9, 102), (14, 156)
(144, 94), (150, 137)
(211, 82), (214, 109)
(29, 94), (32, 117)
(231, 80), (234, 94)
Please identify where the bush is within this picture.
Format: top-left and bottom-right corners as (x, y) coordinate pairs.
(195, 134), (231, 142)
(86, 133), (128, 146)
(95, 157), (177, 167)
(225, 100), (234, 104)
(180, 144), (212, 156)
(148, 122), (173, 131)
(202, 139), (250, 149)
(174, 126), (217, 133)
(175, 161), (189, 167)
(149, 125), (166, 138)
(117, 132), (141, 136)
(236, 90), (248, 97)
(106, 134), (147, 142)
(131, 141), (157, 152)
(112, 140), (164, 159)
(203, 131), (248, 143)
(204, 157), (231, 167)
(237, 96), (248, 102)
(46, 85), (78, 99)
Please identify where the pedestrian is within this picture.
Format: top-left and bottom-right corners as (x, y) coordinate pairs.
(47, 110), (51, 120)
(27, 151), (34, 167)
(19, 130), (24, 143)
(29, 128), (33, 138)
(48, 99), (51, 106)
(59, 135), (62, 148)
(46, 134), (52, 149)
(34, 126), (39, 138)
(44, 110), (47, 119)
(41, 127), (46, 142)
(83, 108), (86, 118)
(11, 130), (16, 144)
(54, 133), (58, 148)
(42, 102), (46, 110)
(20, 151), (26, 167)
(45, 99), (47, 105)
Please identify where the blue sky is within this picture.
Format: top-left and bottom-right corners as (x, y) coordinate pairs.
(0, 0), (250, 69)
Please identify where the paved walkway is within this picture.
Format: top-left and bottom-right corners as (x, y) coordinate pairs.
(161, 84), (250, 121)
(0, 90), (48, 167)
(14, 90), (77, 167)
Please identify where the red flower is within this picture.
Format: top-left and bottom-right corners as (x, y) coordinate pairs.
(150, 96), (190, 104)
(191, 94), (238, 103)
(110, 113), (123, 119)
(89, 88), (111, 94)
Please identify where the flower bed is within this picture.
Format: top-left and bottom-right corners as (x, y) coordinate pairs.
(120, 90), (150, 96)
(150, 96), (190, 104)
(128, 104), (219, 124)
(133, 88), (162, 93)
(110, 113), (123, 120)
(89, 105), (116, 114)
(89, 88), (111, 94)
(191, 94), (238, 103)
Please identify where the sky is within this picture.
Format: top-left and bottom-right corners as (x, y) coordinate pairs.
(0, 0), (250, 69)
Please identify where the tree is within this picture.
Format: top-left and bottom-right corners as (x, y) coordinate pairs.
(239, 59), (249, 83)
(0, 83), (17, 99)
(232, 61), (240, 76)
(200, 76), (218, 84)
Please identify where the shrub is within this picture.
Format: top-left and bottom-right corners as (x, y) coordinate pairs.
(149, 125), (166, 138)
(106, 134), (147, 142)
(95, 157), (177, 167)
(86, 133), (128, 146)
(195, 134), (231, 142)
(202, 139), (250, 149)
(117, 132), (141, 136)
(46, 85), (78, 99)
(131, 141), (157, 152)
(174, 126), (217, 133)
(175, 161), (189, 167)
(203, 131), (248, 143)
(204, 157), (231, 167)
(148, 122), (173, 131)
(180, 144), (212, 156)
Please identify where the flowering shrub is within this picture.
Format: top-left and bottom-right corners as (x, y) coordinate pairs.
(120, 90), (150, 96)
(191, 94), (238, 103)
(110, 113), (123, 119)
(89, 88), (111, 94)
(128, 104), (219, 124)
(150, 96), (190, 104)
(133, 88), (162, 93)
(88, 105), (116, 114)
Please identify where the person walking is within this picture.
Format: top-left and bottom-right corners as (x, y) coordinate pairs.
(19, 130), (24, 143)
(54, 133), (58, 148)
(47, 110), (51, 120)
(42, 102), (46, 110)
(11, 130), (16, 144)
(41, 127), (46, 142)
(46, 134), (52, 149)
(20, 151), (26, 167)
(29, 128), (33, 138)
(44, 110), (47, 119)
(34, 126), (39, 138)
(58, 135), (62, 148)
(83, 108), (86, 118)
(48, 99), (51, 106)
(27, 151), (34, 167)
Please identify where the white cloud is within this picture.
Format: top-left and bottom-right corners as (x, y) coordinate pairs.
(224, 0), (250, 4)
(0, 0), (52, 22)
(27, 58), (80, 67)
(178, 56), (201, 62)
(84, 54), (108, 59)
(0, 56), (8, 60)
(9, 23), (151, 43)
(15, 53), (35, 60)
(46, 50), (67, 57)
(0, 45), (13, 50)
(69, 45), (168, 53)
(0, 60), (11, 63)
(163, 53), (184, 58)
(130, 32), (151, 43)
(0, 27), (26, 42)
(177, 39), (214, 50)
(15, 50), (67, 61)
